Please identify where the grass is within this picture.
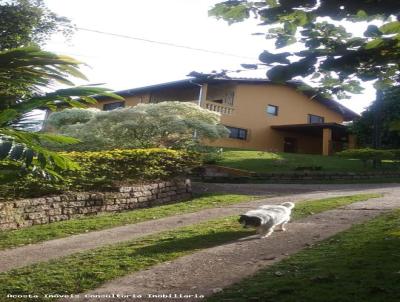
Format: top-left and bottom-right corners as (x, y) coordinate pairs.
(216, 149), (398, 173)
(208, 210), (400, 302)
(0, 193), (256, 251)
(291, 193), (382, 220)
(0, 193), (381, 302)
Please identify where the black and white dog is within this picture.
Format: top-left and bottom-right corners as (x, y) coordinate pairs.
(239, 202), (295, 238)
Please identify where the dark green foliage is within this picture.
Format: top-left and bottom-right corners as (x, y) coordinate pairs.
(63, 148), (200, 190)
(0, 0), (72, 50)
(210, 0), (400, 98)
(352, 87), (400, 148)
(337, 148), (394, 167)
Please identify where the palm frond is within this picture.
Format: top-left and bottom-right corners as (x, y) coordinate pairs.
(0, 46), (124, 176)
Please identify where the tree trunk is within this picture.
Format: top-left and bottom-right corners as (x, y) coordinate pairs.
(372, 88), (384, 168)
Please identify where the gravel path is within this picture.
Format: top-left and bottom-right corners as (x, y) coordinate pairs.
(0, 185), (392, 273)
(72, 191), (400, 302)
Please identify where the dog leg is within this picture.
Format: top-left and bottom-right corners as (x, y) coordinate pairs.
(277, 220), (289, 232)
(261, 227), (274, 238)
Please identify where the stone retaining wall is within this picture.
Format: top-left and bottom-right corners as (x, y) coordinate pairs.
(198, 165), (400, 182)
(199, 172), (400, 183)
(194, 165), (400, 182)
(253, 171), (400, 181)
(0, 179), (191, 231)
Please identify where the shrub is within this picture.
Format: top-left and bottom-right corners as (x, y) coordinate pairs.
(337, 148), (394, 167)
(0, 148), (200, 200)
(387, 149), (400, 160)
(45, 102), (229, 151)
(63, 148), (200, 189)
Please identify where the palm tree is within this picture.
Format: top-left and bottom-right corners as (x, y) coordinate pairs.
(0, 46), (122, 178)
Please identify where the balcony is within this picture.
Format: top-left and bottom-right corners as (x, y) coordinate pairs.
(205, 101), (234, 115)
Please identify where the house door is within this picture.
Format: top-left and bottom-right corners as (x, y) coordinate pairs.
(284, 137), (297, 153)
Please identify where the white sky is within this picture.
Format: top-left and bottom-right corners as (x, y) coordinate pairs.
(44, 0), (376, 114)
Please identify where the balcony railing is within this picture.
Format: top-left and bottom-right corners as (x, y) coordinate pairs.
(205, 101), (234, 115)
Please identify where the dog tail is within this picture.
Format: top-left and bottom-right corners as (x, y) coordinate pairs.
(281, 202), (295, 209)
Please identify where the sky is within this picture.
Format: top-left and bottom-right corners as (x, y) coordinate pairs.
(44, 0), (376, 114)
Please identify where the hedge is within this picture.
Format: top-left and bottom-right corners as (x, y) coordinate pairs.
(0, 148), (200, 200)
(62, 148), (200, 189)
(336, 148), (395, 166)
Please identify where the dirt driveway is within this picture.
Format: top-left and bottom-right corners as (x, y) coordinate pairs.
(63, 184), (400, 302)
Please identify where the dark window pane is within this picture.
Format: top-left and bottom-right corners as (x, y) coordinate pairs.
(227, 126), (247, 140)
(103, 101), (125, 111)
(267, 105), (278, 116)
(308, 114), (324, 124)
(238, 129), (247, 139)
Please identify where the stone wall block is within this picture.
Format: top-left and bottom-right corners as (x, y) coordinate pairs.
(63, 208), (77, 215)
(90, 193), (104, 200)
(119, 187), (132, 193)
(31, 198), (47, 206)
(49, 215), (69, 222)
(32, 217), (49, 225)
(66, 201), (85, 208)
(17, 220), (33, 228)
(13, 200), (31, 208)
(47, 208), (62, 216)
(0, 222), (18, 230)
(138, 196), (150, 202)
(142, 190), (152, 197)
(27, 212), (46, 220)
(76, 193), (90, 201)
(127, 198), (138, 203)
(105, 205), (120, 212)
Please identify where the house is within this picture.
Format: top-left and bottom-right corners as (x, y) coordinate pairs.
(91, 78), (359, 156)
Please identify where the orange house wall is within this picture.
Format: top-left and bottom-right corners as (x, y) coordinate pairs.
(90, 93), (150, 109)
(92, 83), (345, 154)
(205, 84), (344, 153)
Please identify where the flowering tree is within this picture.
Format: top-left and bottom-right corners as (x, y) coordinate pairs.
(46, 101), (229, 151)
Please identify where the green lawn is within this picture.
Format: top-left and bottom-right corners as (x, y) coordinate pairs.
(216, 149), (397, 173)
(0, 193), (256, 251)
(0, 194), (381, 302)
(208, 209), (400, 302)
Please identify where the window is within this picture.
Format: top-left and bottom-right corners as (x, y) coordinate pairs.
(308, 114), (325, 124)
(226, 126), (247, 140)
(267, 104), (278, 116)
(103, 101), (125, 111)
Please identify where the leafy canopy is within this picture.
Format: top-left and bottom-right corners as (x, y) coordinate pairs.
(210, 0), (400, 98)
(352, 86), (400, 148)
(0, 0), (72, 50)
(46, 102), (229, 151)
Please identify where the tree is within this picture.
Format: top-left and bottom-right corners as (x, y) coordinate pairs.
(352, 87), (400, 148)
(0, 0), (72, 50)
(0, 47), (122, 178)
(210, 0), (400, 147)
(45, 102), (229, 151)
(210, 1), (399, 96)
